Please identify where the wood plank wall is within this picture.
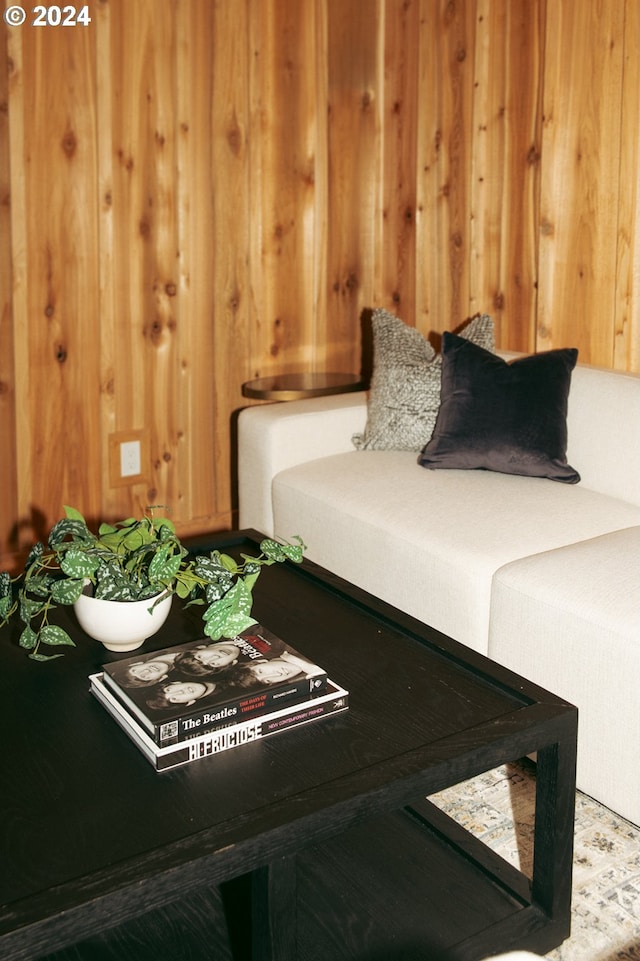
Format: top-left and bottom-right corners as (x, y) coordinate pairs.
(1, 0), (638, 567)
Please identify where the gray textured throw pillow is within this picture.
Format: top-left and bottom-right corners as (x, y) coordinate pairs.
(352, 310), (495, 451)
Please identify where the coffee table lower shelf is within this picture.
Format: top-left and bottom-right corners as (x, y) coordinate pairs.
(259, 798), (570, 961)
(40, 793), (567, 961)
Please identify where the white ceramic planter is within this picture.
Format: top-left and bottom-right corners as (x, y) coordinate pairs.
(73, 588), (173, 653)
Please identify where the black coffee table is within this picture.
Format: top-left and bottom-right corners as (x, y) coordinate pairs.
(0, 530), (577, 961)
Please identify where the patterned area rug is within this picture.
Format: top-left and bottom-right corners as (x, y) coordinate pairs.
(430, 760), (640, 961)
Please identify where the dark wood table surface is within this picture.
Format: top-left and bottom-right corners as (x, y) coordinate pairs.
(0, 530), (577, 961)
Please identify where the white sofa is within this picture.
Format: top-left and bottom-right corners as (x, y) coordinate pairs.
(238, 359), (640, 825)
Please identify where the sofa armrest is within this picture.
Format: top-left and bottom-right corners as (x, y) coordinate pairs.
(238, 392), (368, 535)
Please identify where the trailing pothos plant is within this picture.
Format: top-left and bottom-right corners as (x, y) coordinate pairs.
(0, 506), (305, 662)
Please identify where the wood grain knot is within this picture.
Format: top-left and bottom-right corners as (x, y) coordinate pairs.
(55, 344), (67, 364)
(44, 304), (54, 318)
(117, 149), (134, 172)
(62, 130), (77, 158)
(144, 320), (164, 345)
(165, 283), (177, 297)
(227, 124), (242, 155)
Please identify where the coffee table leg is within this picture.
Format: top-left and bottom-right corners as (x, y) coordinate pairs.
(251, 855), (297, 961)
(531, 735), (577, 928)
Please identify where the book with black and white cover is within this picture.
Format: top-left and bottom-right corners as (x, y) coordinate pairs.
(101, 625), (328, 745)
(90, 672), (349, 771)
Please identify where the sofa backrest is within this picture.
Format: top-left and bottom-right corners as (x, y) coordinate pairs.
(498, 351), (639, 505)
(238, 355), (640, 537)
(565, 363), (640, 505)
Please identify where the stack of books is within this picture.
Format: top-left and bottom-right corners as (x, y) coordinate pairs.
(90, 624), (348, 771)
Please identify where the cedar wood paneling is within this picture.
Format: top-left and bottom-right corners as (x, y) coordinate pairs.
(0, 0), (638, 565)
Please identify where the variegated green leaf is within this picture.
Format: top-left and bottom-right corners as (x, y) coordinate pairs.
(50, 578), (85, 605)
(20, 597), (44, 620)
(149, 549), (182, 582)
(279, 543), (305, 563)
(24, 575), (53, 599)
(60, 549), (99, 579)
(19, 625), (38, 650)
(259, 539), (286, 562)
(215, 612), (257, 638)
(98, 583), (136, 601)
(203, 580), (254, 637)
(40, 625), (75, 647)
(194, 555), (227, 578)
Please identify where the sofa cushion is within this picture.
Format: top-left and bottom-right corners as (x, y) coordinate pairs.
(352, 310), (494, 452)
(419, 334), (580, 483)
(271, 451), (640, 653)
(489, 527), (640, 825)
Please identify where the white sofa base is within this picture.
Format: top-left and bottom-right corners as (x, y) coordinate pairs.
(489, 526), (640, 822)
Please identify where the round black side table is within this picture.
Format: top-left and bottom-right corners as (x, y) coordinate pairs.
(241, 372), (366, 401)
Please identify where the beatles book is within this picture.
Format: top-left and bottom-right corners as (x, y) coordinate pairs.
(90, 672), (349, 771)
(100, 624), (329, 745)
